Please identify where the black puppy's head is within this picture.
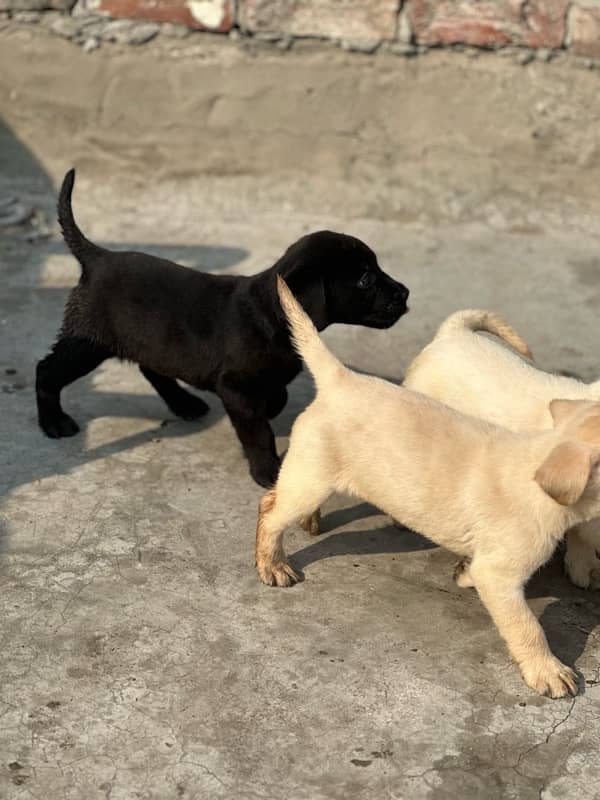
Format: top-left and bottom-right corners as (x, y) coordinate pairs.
(276, 230), (409, 331)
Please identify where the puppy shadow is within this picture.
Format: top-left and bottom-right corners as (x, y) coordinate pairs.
(319, 502), (382, 532)
(528, 548), (600, 691)
(37, 239), (248, 274)
(0, 119), (54, 201)
(65, 380), (226, 430)
(286, 502), (600, 694)
(28, 385), (228, 463)
(119, 243), (248, 273)
(0, 517), (9, 555)
(1, 122), (250, 556)
(289, 506), (436, 574)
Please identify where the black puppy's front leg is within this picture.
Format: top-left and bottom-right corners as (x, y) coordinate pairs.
(220, 384), (280, 487)
(266, 386), (288, 420)
(227, 409), (280, 488)
(140, 367), (209, 421)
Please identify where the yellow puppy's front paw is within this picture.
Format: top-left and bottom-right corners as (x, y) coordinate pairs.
(521, 657), (579, 698)
(257, 559), (303, 587)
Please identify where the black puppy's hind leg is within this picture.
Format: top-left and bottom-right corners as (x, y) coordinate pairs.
(36, 336), (112, 438)
(140, 367), (209, 421)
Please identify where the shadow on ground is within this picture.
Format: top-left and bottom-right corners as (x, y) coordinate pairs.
(0, 118), (248, 549)
(285, 503), (600, 690)
(1, 118), (598, 690)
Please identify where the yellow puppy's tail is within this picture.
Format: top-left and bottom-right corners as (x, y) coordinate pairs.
(277, 276), (345, 390)
(435, 309), (533, 360)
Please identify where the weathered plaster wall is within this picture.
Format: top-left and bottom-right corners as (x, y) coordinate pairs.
(1, 0), (599, 57)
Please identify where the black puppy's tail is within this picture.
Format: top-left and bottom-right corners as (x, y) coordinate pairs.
(57, 169), (101, 269)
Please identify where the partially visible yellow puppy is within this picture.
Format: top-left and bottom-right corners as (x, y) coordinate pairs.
(256, 279), (600, 698)
(404, 309), (600, 589)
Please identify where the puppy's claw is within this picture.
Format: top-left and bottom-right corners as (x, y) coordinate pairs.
(566, 673), (579, 697)
(40, 413), (80, 438)
(300, 510), (321, 536)
(543, 668), (578, 699)
(257, 560), (303, 587)
(521, 658), (579, 698)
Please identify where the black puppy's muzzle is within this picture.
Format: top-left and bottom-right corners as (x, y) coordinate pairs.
(386, 284), (410, 314)
(361, 280), (410, 328)
(381, 284), (410, 322)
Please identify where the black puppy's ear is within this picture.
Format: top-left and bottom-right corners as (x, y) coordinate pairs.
(282, 263), (328, 331)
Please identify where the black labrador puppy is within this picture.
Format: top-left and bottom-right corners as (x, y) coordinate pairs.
(36, 170), (409, 487)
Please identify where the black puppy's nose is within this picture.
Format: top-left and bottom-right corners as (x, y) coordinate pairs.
(394, 285), (409, 304)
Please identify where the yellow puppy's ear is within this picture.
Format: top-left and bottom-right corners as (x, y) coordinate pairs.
(549, 399), (592, 427)
(577, 414), (600, 445)
(535, 441), (592, 506)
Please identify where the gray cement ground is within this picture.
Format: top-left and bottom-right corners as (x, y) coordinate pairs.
(1, 25), (600, 800)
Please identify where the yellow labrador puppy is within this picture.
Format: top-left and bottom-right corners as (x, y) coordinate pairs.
(256, 279), (600, 698)
(404, 310), (600, 589)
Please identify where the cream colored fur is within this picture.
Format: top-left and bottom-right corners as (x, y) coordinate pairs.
(256, 279), (600, 698)
(404, 309), (600, 589)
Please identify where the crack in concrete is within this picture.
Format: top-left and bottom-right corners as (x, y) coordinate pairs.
(513, 697), (577, 782)
(178, 752), (226, 788)
(542, 697), (577, 745)
(52, 577), (97, 634)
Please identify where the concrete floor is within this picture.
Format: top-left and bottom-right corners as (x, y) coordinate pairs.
(2, 26), (600, 800)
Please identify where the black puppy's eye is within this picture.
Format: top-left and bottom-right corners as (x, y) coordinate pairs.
(357, 272), (375, 289)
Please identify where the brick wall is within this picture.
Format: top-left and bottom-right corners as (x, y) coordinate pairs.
(1, 0), (599, 56)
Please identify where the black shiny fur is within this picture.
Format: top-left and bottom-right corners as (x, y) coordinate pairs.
(36, 170), (409, 486)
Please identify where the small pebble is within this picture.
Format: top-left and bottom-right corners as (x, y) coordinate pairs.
(516, 50), (534, 65)
(82, 37), (100, 52)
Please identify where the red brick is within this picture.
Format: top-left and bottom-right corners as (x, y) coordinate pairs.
(567, 2), (600, 57)
(239, 0), (399, 42)
(90, 0), (234, 32)
(522, 0), (570, 48)
(408, 1), (569, 50)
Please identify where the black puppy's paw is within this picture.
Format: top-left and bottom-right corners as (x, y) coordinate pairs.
(250, 455), (281, 488)
(39, 412), (80, 438)
(169, 394), (210, 421)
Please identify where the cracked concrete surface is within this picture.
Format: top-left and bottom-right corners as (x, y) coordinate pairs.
(1, 26), (600, 800)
